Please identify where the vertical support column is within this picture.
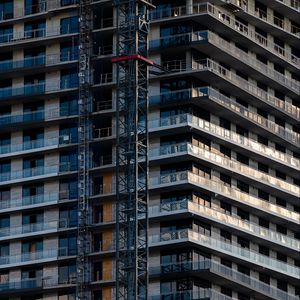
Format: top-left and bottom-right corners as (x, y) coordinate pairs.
(186, 0), (193, 14)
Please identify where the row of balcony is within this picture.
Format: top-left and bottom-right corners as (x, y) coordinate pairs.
(0, 0), (78, 22)
(0, 135), (75, 156)
(151, 142), (299, 197)
(151, 86), (299, 147)
(0, 218), (73, 239)
(151, 30), (299, 96)
(149, 198), (299, 251)
(150, 260), (298, 300)
(0, 52), (78, 73)
(149, 2), (299, 68)
(0, 162), (76, 184)
(150, 229), (300, 279)
(159, 58), (299, 110)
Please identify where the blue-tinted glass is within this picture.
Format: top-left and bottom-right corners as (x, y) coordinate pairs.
(0, 0), (13, 20)
(60, 16), (79, 34)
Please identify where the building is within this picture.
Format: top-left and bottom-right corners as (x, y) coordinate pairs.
(0, 0), (299, 299)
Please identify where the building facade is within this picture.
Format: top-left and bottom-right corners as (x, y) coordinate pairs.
(0, 0), (299, 299)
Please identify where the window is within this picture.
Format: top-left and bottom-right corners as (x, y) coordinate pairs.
(193, 192), (211, 207)
(277, 252), (287, 263)
(0, 189), (10, 208)
(23, 129), (44, 150)
(59, 179), (78, 199)
(60, 96), (78, 116)
(58, 263), (76, 284)
(0, 161), (10, 181)
(60, 16), (79, 34)
(220, 230), (231, 243)
(276, 170), (286, 180)
(0, 243), (9, 264)
(237, 265), (250, 276)
(276, 197), (286, 208)
(219, 117), (230, 130)
(259, 245), (269, 256)
(0, 26), (12, 43)
(237, 208), (249, 221)
(0, 134), (10, 154)
(0, 0), (13, 20)
(221, 258), (232, 268)
(277, 279), (287, 292)
(59, 235), (77, 256)
(236, 153), (249, 165)
(221, 286), (232, 297)
(22, 211), (43, 231)
(257, 134), (268, 146)
(24, 20), (45, 38)
(220, 173), (231, 187)
(22, 184), (44, 205)
(22, 240), (43, 259)
(61, 68), (79, 89)
(23, 101), (44, 122)
(258, 189), (269, 201)
(59, 205), (77, 228)
(237, 237), (249, 248)
(236, 125), (248, 137)
(193, 221), (211, 236)
(60, 150), (78, 172)
(23, 156), (44, 177)
(220, 145), (231, 158)
(60, 40), (78, 61)
(25, 0), (46, 14)
(24, 47), (45, 67)
(276, 224), (287, 235)
(259, 218), (269, 229)
(259, 272), (270, 284)
(60, 124), (78, 144)
(237, 180), (249, 193)
(220, 201), (231, 215)
(258, 162), (268, 173)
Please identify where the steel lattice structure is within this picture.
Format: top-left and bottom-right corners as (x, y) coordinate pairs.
(77, 0), (93, 299)
(113, 0), (153, 299)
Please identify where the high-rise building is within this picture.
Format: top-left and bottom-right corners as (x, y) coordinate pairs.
(0, 0), (299, 299)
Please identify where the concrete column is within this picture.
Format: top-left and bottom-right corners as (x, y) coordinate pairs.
(186, 0), (193, 14)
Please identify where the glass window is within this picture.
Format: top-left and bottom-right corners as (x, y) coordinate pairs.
(0, 26), (13, 43)
(60, 150), (78, 172)
(24, 21), (46, 38)
(60, 40), (78, 61)
(0, 0), (13, 20)
(60, 96), (78, 116)
(59, 205), (77, 227)
(58, 264), (76, 284)
(59, 179), (78, 199)
(59, 235), (77, 256)
(59, 124), (78, 144)
(0, 134), (10, 154)
(60, 68), (79, 89)
(60, 16), (79, 34)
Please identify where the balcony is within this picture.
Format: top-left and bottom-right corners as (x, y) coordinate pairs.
(149, 2), (299, 69)
(149, 198), (300, 252)
(156, 57), (299, 108)
(150, 260), (299, 300)
(0, 25), (78, 47)
(0, 247), (70, 268)
(93, 73), (114, 86)
(0, 136), (76, 157)
(150, 289), (233, 300)
(149, 171), (300, 225)
(150, 229), (300, 279)
(93, 127), (114, 140)
(151, 30), (300, 100)
(0, 192), (58, 211)
(150, 86), (299, 148)
(0, 52), (78, 76)
(0, 163), (76, 185)
(148, 113), (300, 173)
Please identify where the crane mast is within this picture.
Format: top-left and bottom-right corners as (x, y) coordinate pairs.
(113, 0), (154, 299)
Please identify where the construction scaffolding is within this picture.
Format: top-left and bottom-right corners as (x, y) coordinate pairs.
(113, 0), (154, 299)
(77, 0), (93, 298)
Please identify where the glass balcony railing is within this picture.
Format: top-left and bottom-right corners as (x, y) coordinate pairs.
(0, 193), (59, 211)
(151, 142), (299, 196)
(93, 73), (114, 85)
(150, 260), (299, 300)
(149, 171), (300, 223)
(150, 229), (300, 278)
(0, 162), (75, 183)
(149, 198), (300, 250)
(0, 247), (70, 267)
(150, 86), (299, 145)
(0, 24), (78, 45)
(148, 113), (300, 170)
(0, 135), (76, 155)
(149, 2), (299, 67)
(0, 52), (78, 73)
(0, 110), (44, 125)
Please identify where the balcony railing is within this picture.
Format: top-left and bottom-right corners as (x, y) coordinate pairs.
(159, 57), (300, 109)
(149, 197), (300, 250)
(148, 112), (300, 170)
(0, 191), (59, 210)
(149, 2), (300, 67)
(0, 24), (78, 45)
(150, 229), (300, 278)
(149, 171), (300, 223)
(0, 247), (70, 267)
(0, 135), (76, 156)
(94, 73), (114, 85)
(0, 52), (78, 73)
(93, 127), (113, 139)
(0, 219), (66, 238)
(0, 162), (75, 184)
(150, 260), (299, 300)
(151, 85), (299, 145)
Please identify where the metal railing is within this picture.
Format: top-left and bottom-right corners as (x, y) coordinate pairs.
(149, 2), (300, 67)
(150, 229), (300, 278)
(148, 112), (300, 169)
(149, 170), (300, 223)
(149, 197), (300, 250)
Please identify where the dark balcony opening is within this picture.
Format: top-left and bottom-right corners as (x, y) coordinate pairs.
(93, 34), (113, 56)
(60, 150), (78, 172)
(60, 68), (79, 89)
(93, 262), (102, 281)
(23, 128), (44, 150)
(23, 100), (44, 121)
(93, 6), (113, 29)
(24, 47), (45, 67)
(93, 61), (112, 85)
(0, 26), (12, 43)
(93, 290), (102, 300)
(0, 52), (12, 71)
(93, 117), (112, 139)
(93, 205), (103, 224)
(24, 20), (46, 38)
(93, 233), (102, 252)
(92, 176), (103, 196)
(60, 16), (79, 34)
(22, 183), (44, 205)
(93, 88), (112, 112)
(92, 144), (112, 168)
